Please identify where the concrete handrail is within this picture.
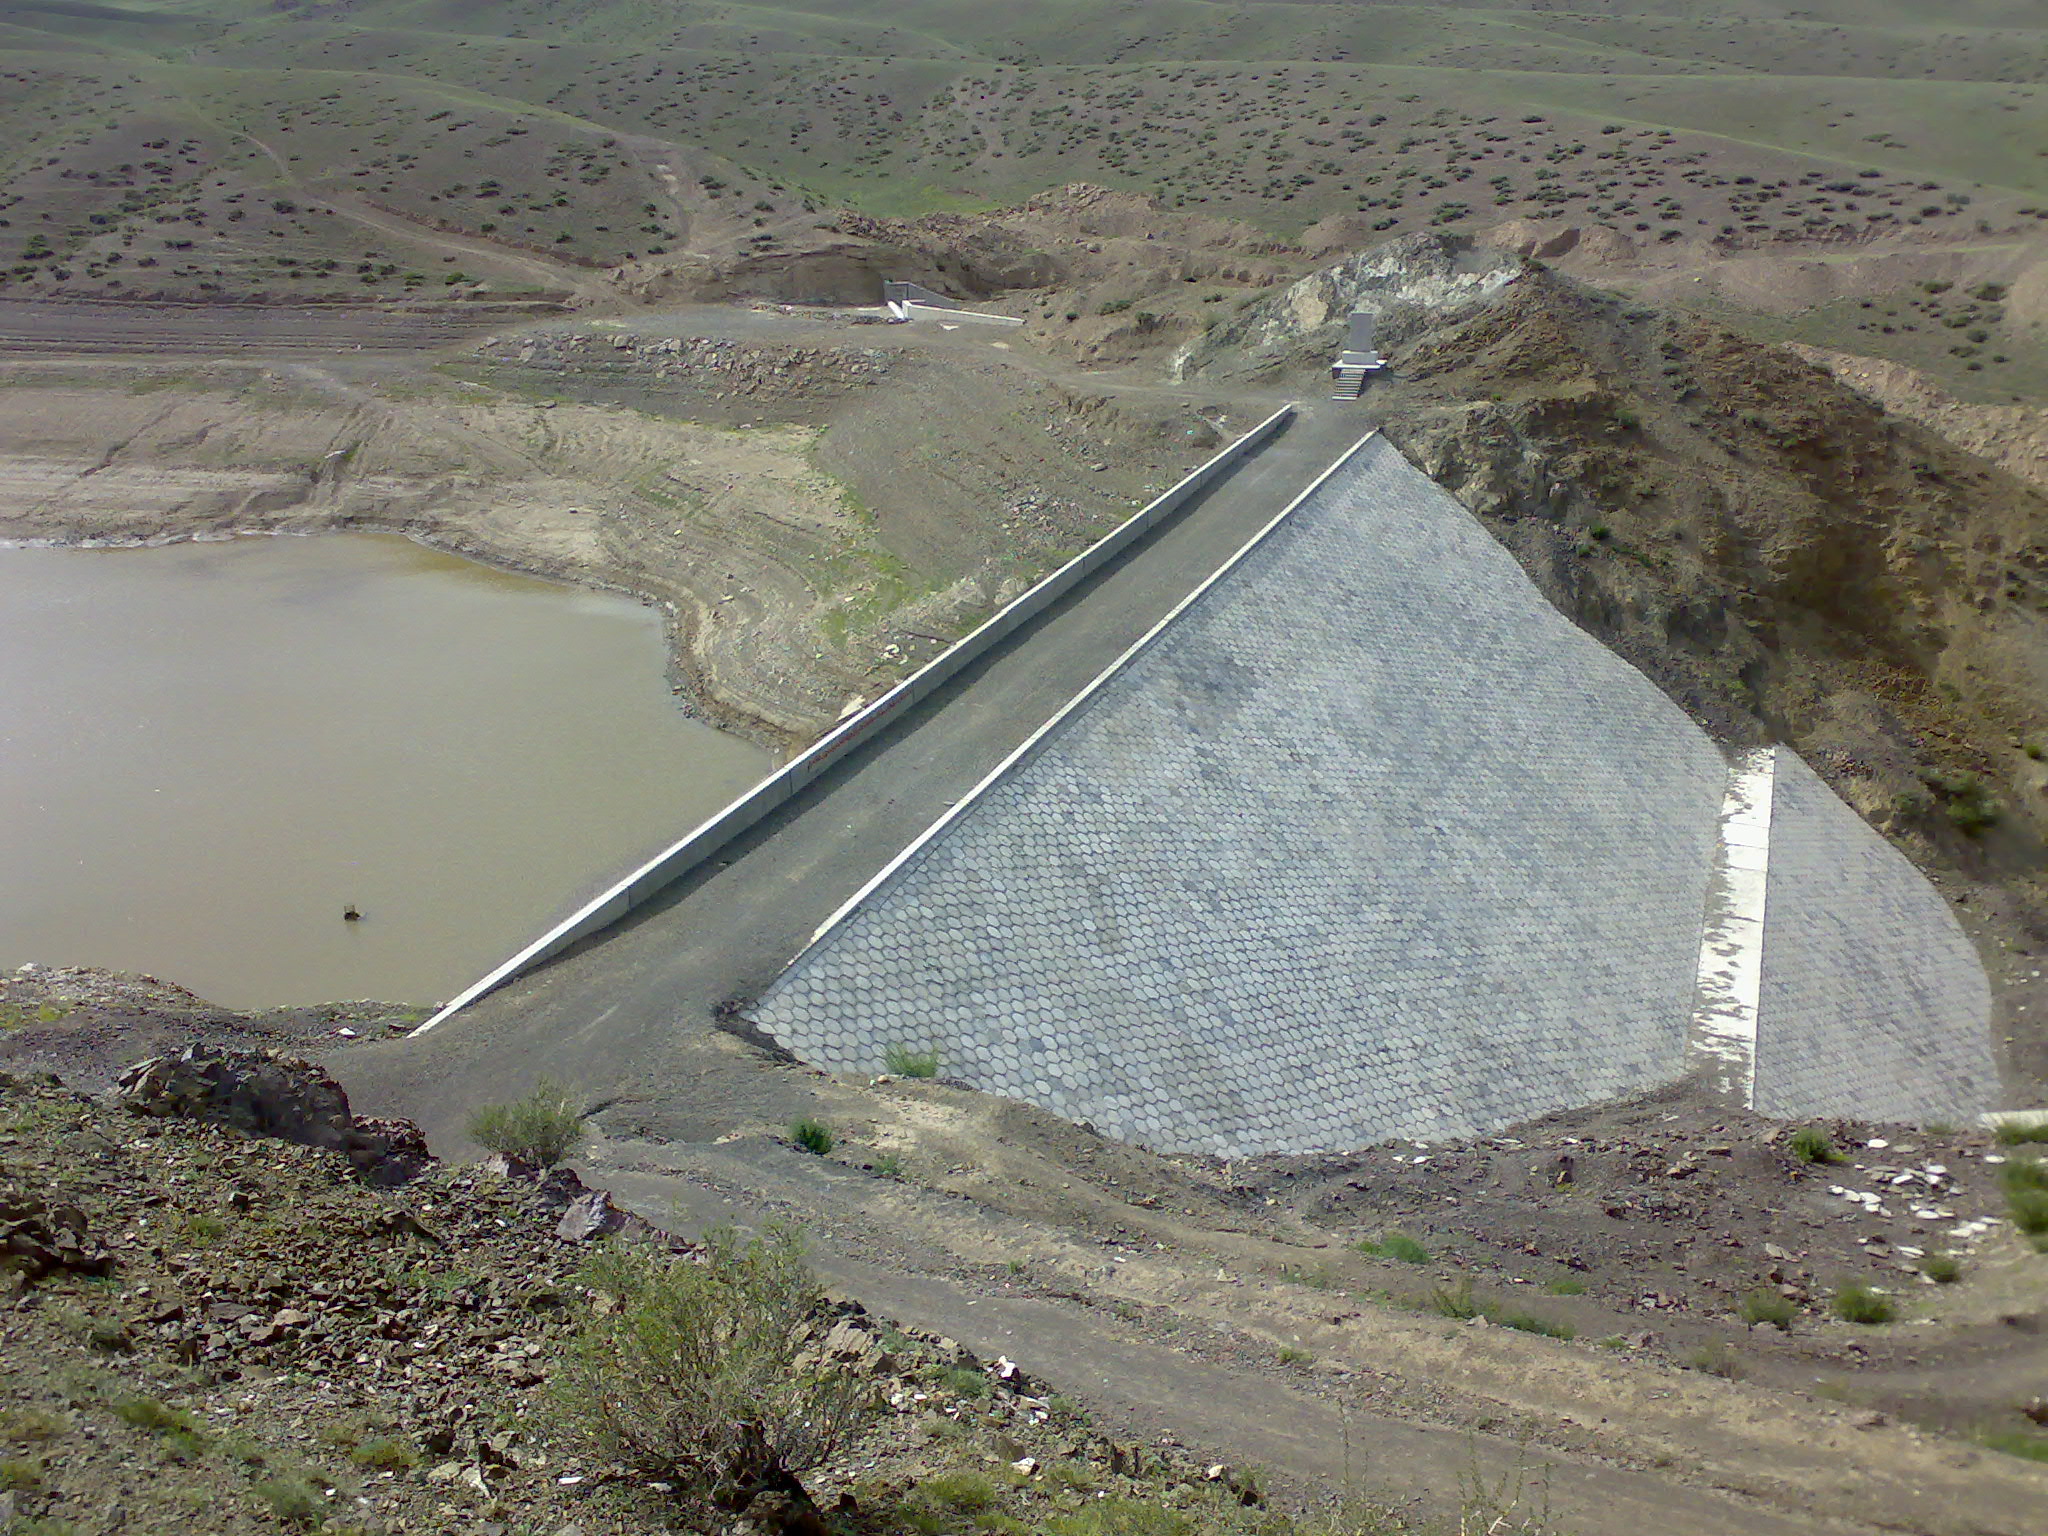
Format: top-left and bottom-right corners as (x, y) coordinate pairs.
(411, 401), (1297, 1034)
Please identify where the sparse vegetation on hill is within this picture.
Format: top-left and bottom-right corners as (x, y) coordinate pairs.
(0, 0), (2040, 303)
(1, 1063), (1584, 1535)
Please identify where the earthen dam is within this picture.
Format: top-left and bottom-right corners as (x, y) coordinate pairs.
(401, 412), (1998, 1157)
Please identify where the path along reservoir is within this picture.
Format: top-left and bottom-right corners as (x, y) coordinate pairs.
(1, 533), (770, 1008)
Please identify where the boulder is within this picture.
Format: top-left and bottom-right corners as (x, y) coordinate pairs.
(555, 1189), (628, 1242)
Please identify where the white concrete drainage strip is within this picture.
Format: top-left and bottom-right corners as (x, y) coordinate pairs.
(1685, 746), (1777, 1107)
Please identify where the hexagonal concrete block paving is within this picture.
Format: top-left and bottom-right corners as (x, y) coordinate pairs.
(753, 435), (1995, 1155)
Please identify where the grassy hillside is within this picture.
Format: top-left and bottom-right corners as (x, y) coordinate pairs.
(0, 0), (2043, 302)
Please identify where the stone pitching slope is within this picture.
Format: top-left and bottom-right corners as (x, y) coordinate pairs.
(753, 436), (1996, 1156)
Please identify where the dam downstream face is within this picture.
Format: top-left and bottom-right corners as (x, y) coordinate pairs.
(1, 534), (770, 1008)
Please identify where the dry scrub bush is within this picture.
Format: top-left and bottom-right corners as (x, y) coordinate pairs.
(465, 1078), (585, 1167)
(553, 1224), (873, 1510)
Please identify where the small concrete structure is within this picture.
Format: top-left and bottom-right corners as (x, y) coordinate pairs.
(883, 279), (1024, 327)
(1330, 311), (1386, 399)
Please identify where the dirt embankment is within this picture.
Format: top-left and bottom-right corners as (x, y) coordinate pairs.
(1789, 344), (2048, 494)
(3, 1058), (1281, 1536)
(0, 327), (1219, 748)
(10, 976), (2048, 1536)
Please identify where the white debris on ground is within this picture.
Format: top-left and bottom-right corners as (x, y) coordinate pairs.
(1829, 1155), (2007, 1251)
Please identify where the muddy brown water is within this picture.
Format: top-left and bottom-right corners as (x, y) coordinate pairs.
(1, 534), (771, 1008)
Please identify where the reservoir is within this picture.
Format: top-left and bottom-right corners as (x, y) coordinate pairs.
(1, 533), (772, 1008)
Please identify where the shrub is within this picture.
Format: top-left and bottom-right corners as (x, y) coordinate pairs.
(1276, 1344), (1314, 1365)
(1832, 1284), (1895, 1325)
(252, 1475), (326, 1528)
(0, 1459), (42, 1492)
(790, 1119), (834, 1155)
(932, 1365), (989, 1398)
(1922, 1253), (1962, 1285)
(1788, 1126), (1844, 1164)
(552, 1225), (872, 1509)
(1428, 1280), (1479, 1320)
(1545, 1277), (1587, 1296)
(1739, 1289), (1797, 1329)
(112, 1395), (196, 1436)
(1995, 1120), (2048, 1145)
(466, 1078), (585, 1167)
(1686, 1342), (1742, 1379)
(349, 1435), (421, 1470)
(0, 1407), (68, 1444)
(881, 1044), (941, 1079)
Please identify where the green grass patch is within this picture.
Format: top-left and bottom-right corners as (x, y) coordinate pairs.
(1788, 1126), (1844, 1164)
(790, 1118), (834, 1156)
(1981, 1427), (2048, 1464)
(1355, 1231), (1430, 1264)
(2002, 1158), (2048, 1237)
(1832, 1284), (1896, 1326)
(1738, 1288), (1798, 1329)
(882, 1043), (941, 1079)
(1494, 1311), (1574, 1341)
(930, 1365), (989, 1400)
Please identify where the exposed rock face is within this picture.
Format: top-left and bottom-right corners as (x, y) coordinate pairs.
(114, 1044), (430, 1186)
(1171, 231), (1523, 379)
(1365, 266), (2048, 951)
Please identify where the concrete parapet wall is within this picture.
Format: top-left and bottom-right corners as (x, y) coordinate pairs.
(900, 302), (1024, 327)
(1754, 751), (1998, 1123)
(412, 403), (1297, 1032)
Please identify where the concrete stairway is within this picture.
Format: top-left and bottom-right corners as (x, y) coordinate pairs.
(1329, 364), (1374, 400)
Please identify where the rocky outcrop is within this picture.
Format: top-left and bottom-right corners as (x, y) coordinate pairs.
(1170, 231), (1522, 380)
(1, 1184), (112, 1287)
(114, 1044), (430, 1186)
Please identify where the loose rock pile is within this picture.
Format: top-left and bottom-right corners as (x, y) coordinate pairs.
(0, 1065), (1263, 1536)
(472, 331), (896, 403)
(115, 1043), (430, 1187)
